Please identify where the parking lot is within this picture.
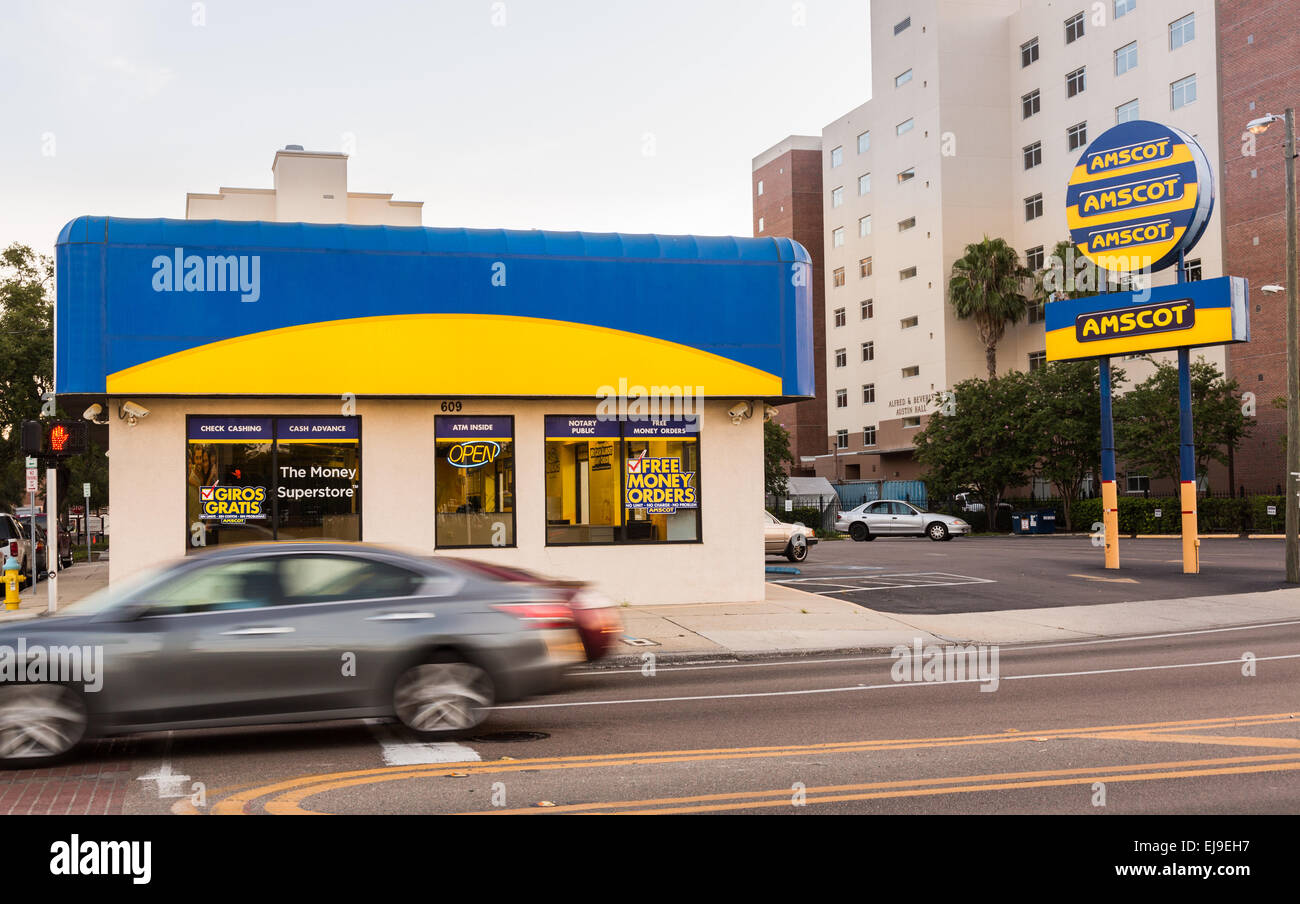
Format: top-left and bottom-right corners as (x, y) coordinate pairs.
(769, 535), (1291, 614)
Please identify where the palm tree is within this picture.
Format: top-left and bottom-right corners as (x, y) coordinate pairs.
(948, 236), (1032, 378)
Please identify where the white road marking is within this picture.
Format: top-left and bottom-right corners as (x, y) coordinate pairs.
(573, 618), (1300, 676)
(364, 719), (481, 765)
(136, 731), (191, 798)
(504, 653), (1300, 709)
(773, 571), (997, 593)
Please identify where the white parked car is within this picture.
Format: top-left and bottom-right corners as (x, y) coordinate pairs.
(834, 500), (970, 542)
(764, 511), (818, 562)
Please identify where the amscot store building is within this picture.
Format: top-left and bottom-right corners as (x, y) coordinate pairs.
(55, 216), (814, 605)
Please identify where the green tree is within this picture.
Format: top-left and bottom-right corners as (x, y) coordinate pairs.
(913, 372), (1037, 514)
(764, 419), (795, 497)
(948, 236), (1032, 378)
(0, 244), (54, 509)
(1114, 357), (1252, 489)
(1026, 360), (1124, 530)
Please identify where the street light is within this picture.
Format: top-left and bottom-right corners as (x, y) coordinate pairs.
(1248, 109), (1299, 582)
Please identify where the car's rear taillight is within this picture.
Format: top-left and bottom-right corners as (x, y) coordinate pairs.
(492, 602), (576, 630)
(7, 541), (16, 558)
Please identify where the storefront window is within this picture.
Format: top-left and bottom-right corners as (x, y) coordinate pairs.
(186, 416), (360, 550)
(435, 416), (515, 548)
(545, 415), (700, 544)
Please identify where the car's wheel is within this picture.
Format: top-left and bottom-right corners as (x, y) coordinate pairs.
(392, 655), (494, 738)
(927, 522), (949, 541)
(848, 522), (870, 542)
(0, 683), (88, 766)
(786, 533), (809, 562)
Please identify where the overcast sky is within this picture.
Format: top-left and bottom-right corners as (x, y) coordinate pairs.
(0, 0), (872, 251)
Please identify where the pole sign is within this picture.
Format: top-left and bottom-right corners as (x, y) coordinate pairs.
(1046, 276), (1249, 361)
(1066, 120), (1215, 275)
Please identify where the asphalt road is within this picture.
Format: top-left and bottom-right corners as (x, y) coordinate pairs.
(36, 617), (1294, 817)
(769, 536), (1290, 613)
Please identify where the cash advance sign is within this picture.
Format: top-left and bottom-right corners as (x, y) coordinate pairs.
(1050, 121), (1248, 362)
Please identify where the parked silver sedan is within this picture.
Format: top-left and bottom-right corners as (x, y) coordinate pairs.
(0, 543), (601, 766)
(834, 500), (970, 542)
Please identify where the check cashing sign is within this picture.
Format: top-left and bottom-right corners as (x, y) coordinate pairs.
(1066, 121), (1215, 275)
(1045, 276), (1249, 362)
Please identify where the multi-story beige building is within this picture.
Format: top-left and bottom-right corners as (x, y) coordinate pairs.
(811, 0), (1223, 487)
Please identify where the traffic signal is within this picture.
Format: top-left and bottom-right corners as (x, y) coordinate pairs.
(44, 421), (87, 457)
(20, 421), (42, 455)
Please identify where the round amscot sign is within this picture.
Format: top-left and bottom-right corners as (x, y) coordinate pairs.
(1065, 120), (1215, 274)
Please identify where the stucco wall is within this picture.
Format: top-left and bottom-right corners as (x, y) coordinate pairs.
(107, 397), (764, 605)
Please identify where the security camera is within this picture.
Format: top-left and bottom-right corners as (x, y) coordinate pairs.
(83, 403), (109, 425)
(728, 401), (753, 424)
(763, 404), (780, 422)
(1261, 285), (1285, 295)
(119, 401), (151, 425)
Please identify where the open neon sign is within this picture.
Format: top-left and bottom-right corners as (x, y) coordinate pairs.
(447, 441), (501, 469)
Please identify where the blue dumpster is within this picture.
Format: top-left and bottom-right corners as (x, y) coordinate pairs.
(1012, 510), (1057, 534)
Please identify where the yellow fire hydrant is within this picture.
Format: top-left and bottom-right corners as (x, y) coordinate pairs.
(4, 550), (23, 610)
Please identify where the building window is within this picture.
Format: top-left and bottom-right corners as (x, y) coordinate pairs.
(902, 416), (922, 428)
(832, 227), (845, 247)
(186, 416), (362, 550)
(895, 69), (913, 87)
(1183, 258), (1202, 281)
(436, 415), (515, 548)
(756, 180), (764, 196)
(860, 257), (873, 278)
(900, 266), (918, 280)
(1025, 194), (1044, 221)
(831, 146), (843, 167)
(544, 415), (700, 545)
(1116, 98), (1140, 124)
(1114, 0), (1135, 18)
(1021, 37), (1039, 68)
(757, 217), (764, 233)
(1065, 12), (1084, 44)
(863, 425), (877, 446)
(833, 267), (846, 288)
(1028, 300), (1046, 323)
(1028, 351), (1047, 372)
(900, 315), (919, 329)
(1068, 121), (1088, 151)
(857, 131), (871, 153)
(863, 383), (876, 404)
(1126, 475), (1150, 495)
(859, 215), (872, 237)
(1115, 41), (1137, 75)
(835, 348), (847, 368)
(1066, 66), (1086, 98)
(1026, 245), (1045, 271)
(861, 298), (874, 319)
(862, 341), (875, 362)
(898, 216), (916, 232)
(896, 118), (915, 136)
(902, 365), (920, 378)
(1023, 141), (1042, 170)
(836, 429), (849, 450)
(1170, 13), (1195, 50)
(831, 186), (844, 208)
(1171, 74), (1197, 109)
(894, 16), (911, 35)
(1022, 89), (1041, 119)
(836, 389), (848, 408)
(834, 307), (846, 327)
(898, 167), (915, 183)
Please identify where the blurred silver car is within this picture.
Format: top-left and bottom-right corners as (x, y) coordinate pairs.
(0, 542), (600, 766)
(763, 510), (818, 562)
(834, 500), (970, 542)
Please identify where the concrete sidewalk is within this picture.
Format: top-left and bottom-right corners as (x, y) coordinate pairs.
(0, 561), (109, 620)
(609, 579), (1300, 663)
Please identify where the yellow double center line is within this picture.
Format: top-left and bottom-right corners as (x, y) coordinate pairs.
(197, 711), (1300, 815)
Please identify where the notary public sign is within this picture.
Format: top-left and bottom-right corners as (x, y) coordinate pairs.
(1066, 120), (1215, 274)
(1046, 276), (1249, 361)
